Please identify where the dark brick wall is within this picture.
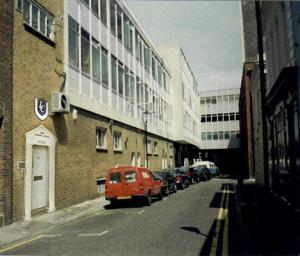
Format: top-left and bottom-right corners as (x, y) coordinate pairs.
(0, 0), (14, 226)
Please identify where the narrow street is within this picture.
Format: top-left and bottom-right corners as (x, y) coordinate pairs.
(0, 179), (237, 256)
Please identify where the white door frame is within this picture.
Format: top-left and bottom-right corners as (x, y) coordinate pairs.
(24, 125), (57, 221)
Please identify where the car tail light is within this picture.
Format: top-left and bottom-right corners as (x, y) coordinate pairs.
(139, 185), (144, 191)
(175, 176), (181, 182)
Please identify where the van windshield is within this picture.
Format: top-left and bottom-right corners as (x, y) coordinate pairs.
(109, 172), (121, 184)
(125, 171), (137, 183)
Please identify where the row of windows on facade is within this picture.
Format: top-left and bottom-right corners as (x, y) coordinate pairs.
(200, 94), (240, 105)
(182, 83), (198, 114)
(200, 112), (240, 123)
(77, 0), (169, 88)
(201, 131), (240, 141)
(183, 111), (199, 137)
(69, 14), (169, 121)
(96, 128), (173, 156)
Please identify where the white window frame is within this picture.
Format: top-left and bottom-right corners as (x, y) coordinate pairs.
(154, 141), (158, 156)
(147, 140), (152, 155)
(96, 127), (107, 149)
(113, 131), (122, 151)
(23, 0), (55, 42)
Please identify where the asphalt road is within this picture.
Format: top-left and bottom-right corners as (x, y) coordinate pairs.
(1, 179), (236, 256)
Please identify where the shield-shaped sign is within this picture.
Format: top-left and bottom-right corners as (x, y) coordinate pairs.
(35, 98), (48, 121)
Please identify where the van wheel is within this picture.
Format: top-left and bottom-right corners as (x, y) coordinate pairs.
(145, 193), (152, 206)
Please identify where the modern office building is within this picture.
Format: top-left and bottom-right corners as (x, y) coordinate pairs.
(199, 88), (241, 176)
(0, 0), (200, 225)
(159, 44), (201, 166)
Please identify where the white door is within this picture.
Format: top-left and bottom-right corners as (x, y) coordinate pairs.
(32, 146), (48, 210)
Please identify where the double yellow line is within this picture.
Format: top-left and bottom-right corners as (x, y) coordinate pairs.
(210, 184), (232, 256)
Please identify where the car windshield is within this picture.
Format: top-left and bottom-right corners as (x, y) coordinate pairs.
(109, 172), (121, 184)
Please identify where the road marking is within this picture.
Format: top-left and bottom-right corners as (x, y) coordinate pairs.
(137, 210), (144, 215)
(0, 235), (43, 254)
(40, 234), (62, 238)
(78, 230), (108, 237)
(210, 184), (230, 256)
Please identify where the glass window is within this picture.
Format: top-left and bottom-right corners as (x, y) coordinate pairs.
(225, 131), (230, 139)
(130, 72), (135, 102)
(229, 94), (234, 103)
(230, 131), (235, 138)
(207, 132), (212, 140)
(40, 11), (46, 34)
(81, 28), (90, 75)
(223, 95), (228, 103)
(117, 8), (122, 41)
(100, 0), (107, 25)
(23, 0), (30, 24)
(152, 57), (156, 78)
(111, 55), (117, 92)
(125, 67), (130, 98)
(201, 115), (206, 123)
(96, 128), (106, 149)
(32, 4), (38, 29)
(118, 62), (124, 96)
(217, 96), (222, 103)
(154, 142), (158, 155)
(230, 112), (235, 121)
(213, 132), (218, 140)
(101, 47), (108, 86)
(158, 64), (162, 84)
(235, 113), (240, 120)
(110, 0), (116, 35)
(163, 72), (167, 90)
(144, 46), (151, 69)
(200, 98), (205, 105)
(224, 113), (229, 121)
(147, 140), (152, 154)
(235, 94), (240, 102)
(218, 113), (223, 122)
(219, 131), (224, 140)
(207, 114), (211, 122)
(109, 172), (121, 184)
(206, 97), (211, 104)
(125, 171), (137, 183)
(135, 32), (140, 60)
(124, 17), (130, 48)
(16, 0), (23, 11)
(201, 133), (206, 140)
(211, 97), (217, 104)
(113, 131), (122, 150)
(92, 38), (101, 82)
(236, 132), (240, 139)
(212, 114), (217, 122)
(136, 77), (140, 104)
(82, 0), (89, 7)
(68, 16), (79, 68)
(91, 0), (99, 16)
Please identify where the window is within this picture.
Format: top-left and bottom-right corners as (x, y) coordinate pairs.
(207, 114), (211, 122)
(230, 112), (235, 121)
(125, 171), (137, 183)
(144, 46), (151, 69)
(224, 113), (229, 121)
(147, 140), (152, 154)
(217, 96), (222, 103)
(224, 131), (230, 139)
(154, 142), (158, 155)
(91, 0), (98, 16)
(206, 97), (211, 104)
(229, 94), (234, 103)
(163, 72), (167, 90)
(235, 94), (240, 102)
(152, 56), (156, 79)
(96, 128), (106, 149)
(200, 98), (205, 105)
(213, 132), (218, 140)
(23, 0), (54, 41)
(219, 131), (224, 140)
(212, 114), (217, 122)
(117, 7), (122, 41)
(111, 55), (117, 92)
(109, 172), (120, 184)
(201, 115), (206, 123)
(100, 0), (107, 25)
(230, 131), (235, 138)
(211, 97), (217, 104)
(113, 131), (122, 151)
(235, 113), (240, 121)
(68, 16), (79, 68)
(125, 67), (130, 99)
(218, 113), (223, 122)
(81, 28), (90, 75)
(124, 17), (130, 48)
(201, 132), (206, 140)
(223, 95), (228, 103)
(158, 64), (162, 84)
(236, 132), (240, 139)
(118, 62), (124, 96)
(101, 47), (108, 86)
(16, 0), (23, 11)
(135, 33), (140, 60)
(110, 0), (116, 35)
(207, 132), (212, 140)
(92, 38), (101, 82)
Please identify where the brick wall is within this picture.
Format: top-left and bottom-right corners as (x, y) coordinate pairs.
(0, 0), (14, 226)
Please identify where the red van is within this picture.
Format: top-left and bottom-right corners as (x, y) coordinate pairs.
(105, 166), (162, 206)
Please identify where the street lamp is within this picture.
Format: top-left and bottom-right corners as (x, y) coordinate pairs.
(142, 110), (151, 168)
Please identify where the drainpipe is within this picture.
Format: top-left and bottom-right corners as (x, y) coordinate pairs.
(255, 1), (270, 188)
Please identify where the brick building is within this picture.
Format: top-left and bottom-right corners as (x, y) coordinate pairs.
(0, 0), (202, 225)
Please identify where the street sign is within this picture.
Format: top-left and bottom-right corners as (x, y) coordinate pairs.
(34, 98), (48, 121)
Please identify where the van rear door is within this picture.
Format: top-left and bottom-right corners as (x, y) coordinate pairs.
(107, 171), (122, 198)
(123, 169), (140, 197)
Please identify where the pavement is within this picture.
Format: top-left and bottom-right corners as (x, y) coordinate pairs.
(0, 196), (109, 250)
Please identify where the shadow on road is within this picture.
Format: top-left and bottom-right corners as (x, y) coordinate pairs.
(104, 198), (161, 210)
(181, 227), (207, 237)
(199, 182), (300, 255)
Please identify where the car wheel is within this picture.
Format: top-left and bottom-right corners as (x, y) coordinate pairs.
(145, 192), (152, 206)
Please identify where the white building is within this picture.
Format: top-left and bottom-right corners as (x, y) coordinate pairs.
(159, 44), (201, 166)
(199, 88), (240, 150)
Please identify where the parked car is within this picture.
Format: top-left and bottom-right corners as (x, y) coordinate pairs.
(193, 161), (220, 177)
(169, 167), (186, 190)
(105, 166), (162, 206)
(176, 167), (191, 188)
(189, 165), (207, 181)
(188, 167), (201, 183)
(154, 169), (177, 195)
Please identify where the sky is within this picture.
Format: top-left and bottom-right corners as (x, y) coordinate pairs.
(126, 1), (244, 91)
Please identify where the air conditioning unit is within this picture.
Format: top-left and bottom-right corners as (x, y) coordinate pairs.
(51, 92), (70, 113)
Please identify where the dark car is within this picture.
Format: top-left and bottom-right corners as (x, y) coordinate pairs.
(176, 167), (191, 188)
(188, 167), (201, 183)
(169, 167), (186, 190)
(154, 169), (177, 195)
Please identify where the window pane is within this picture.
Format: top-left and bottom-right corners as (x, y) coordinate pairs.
(100, 0), (107, 25)
(207, 114), (211, 122)
(32, 4), (38, 29)
(201, 115), (205, 123)
(92, 40), (100, 81)
(91, 0), (99, 16)
(201, 133), (206, 140)
(207, 132), (212, 140)
(125, 171), (137, 183)
(109, 172), (120, 184)
(111, 56), (117, 92)
(117, 9), (122, 41)
(46, 16), (53, 38)
(125, 68), (130, 98)
(130, 74), (135, 101)
(124, 18), (130, 48)
(218, 113), (223, 122)
(101, 48), (108, 85)
(224, 113), (229, 121)
(68, 16), (79, 67)
(225, 131), (230, 139)
(40, 11), (46, 35)
(229, 94), (234, 102)
(235, 113), (240, 120)
(110, 0), (116, 34)
(81, 28), (90, 74)
(230, 113), (235, 121)
(118, 64), (124, 96)
(23, 0), (30, 24)
(213, 132), (218, 140)
(82, 0), (89, 7)
(219, 131), (224, 140)
(212, 114), (217, 122)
